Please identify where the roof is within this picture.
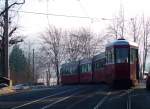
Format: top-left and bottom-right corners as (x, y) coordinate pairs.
(61, 61), (79, 68)
(80, 58), (92, 65)
(93, 52), (105, 61)
(106, 38), (138, 48)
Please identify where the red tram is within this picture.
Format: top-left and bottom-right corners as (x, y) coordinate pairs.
(60, 61), (79, 84)
(93, 53), (105, 83)
(105, 39), (139, 87)
(60, 39), (139, 87)
(79, 58), (93, 83)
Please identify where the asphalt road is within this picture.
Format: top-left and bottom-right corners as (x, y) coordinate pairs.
(0, 84), (150, 109)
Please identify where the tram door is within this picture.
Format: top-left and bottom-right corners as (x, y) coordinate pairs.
(130, 48), (139, 83)
(115, 47), (130, 79)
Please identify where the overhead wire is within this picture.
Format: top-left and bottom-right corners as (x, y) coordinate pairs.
(9, 9), (104, 22)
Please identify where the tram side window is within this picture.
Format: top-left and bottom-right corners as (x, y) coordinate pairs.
(61, 68), (65, 75)
(73, 67), (76, 74)
(65, 68), (70, 75)
(64, 67), (71, 75)
(69, 67), (76, 74)
(81, 65), (84, 73)
(60, 68), (63, 76)
(130, 48), (137, 64)
(80, 65), (84, 73)
(62, 65), (77, 75)
(116, 48), (128, 63)
(95, 62), (100, 69)
(60, 68), (64, 76)
(81, 64), (92, 73)
(87, 64), (92, 72)
(72, 66), (77, 74)
(94, 59), (105, 70)
(69, 67), (72, 74)
(106, 49), (114, 64)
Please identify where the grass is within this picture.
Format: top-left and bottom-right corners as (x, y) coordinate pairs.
(0, 86), (15, 95)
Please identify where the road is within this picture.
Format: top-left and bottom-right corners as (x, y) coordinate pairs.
(0, 84), (150, 109)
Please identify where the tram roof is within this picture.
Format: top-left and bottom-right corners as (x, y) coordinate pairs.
(61, 61), (79, 68)
(106, 38), (138, 48)
(80, 58), (92, 65)
(93, 52), (105, 61)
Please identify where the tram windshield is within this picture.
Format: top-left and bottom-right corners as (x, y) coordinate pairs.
(116, 48), (128, 63)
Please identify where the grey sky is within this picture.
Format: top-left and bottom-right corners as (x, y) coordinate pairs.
(13, 0), (150, 39)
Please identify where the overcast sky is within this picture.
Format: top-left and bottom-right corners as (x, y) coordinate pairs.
(13, 0), (150, 39)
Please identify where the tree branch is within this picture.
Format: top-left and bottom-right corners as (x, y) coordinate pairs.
(9, 26), (17, 37)
(0, 0), (25, 16)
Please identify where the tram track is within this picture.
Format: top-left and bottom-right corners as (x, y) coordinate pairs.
(40, 85), (110, 109)
(93, 88), (134, 109)
(93, 91), (111, 109)
(40, 88), (90, 109)
(34, 85), (110, 109)
(3, 85), (142, 109)
(126, 89), (133, 109)
(64, 86), (110, 109)
(11, 85), (94, 109)
(11, 86), (81, 109)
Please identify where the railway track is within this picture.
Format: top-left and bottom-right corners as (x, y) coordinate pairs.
(11, 87), (134, 109)
(93, 88), (134, 109)
(1, 85), (149, 109)
(10, 85), (109, 109)
(11, 86), (82, 109)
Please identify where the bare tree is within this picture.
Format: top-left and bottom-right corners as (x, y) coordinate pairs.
(0, 0), (25, 44)
(0, 0), (25, 78)
(118, 6), (125, 38)
(141, 16), (150, 78)
(40, 45), (57, 85)
(128, 17), (141, 43)
(107, 5), (126, 39)
(65, 28), (102, 61)
(34, 49), (53, 85)
(126, 16), (143, 79)
(65, 31), (81, 62)
(0, 0), (25, 16)
(78, 28), (95, 58)
(41, 26), (65, 85)
(78, 28), (104, 58)
(107, 17), (120, 39)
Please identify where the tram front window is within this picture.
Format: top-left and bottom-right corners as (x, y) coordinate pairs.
(116, 48), (128, 63)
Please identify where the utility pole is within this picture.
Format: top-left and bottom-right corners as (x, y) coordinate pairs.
(3, 0), (9, 78)
(0, 40), (2, 75)
(0, 0), (25, 85)
(32, 49), (35, 82)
